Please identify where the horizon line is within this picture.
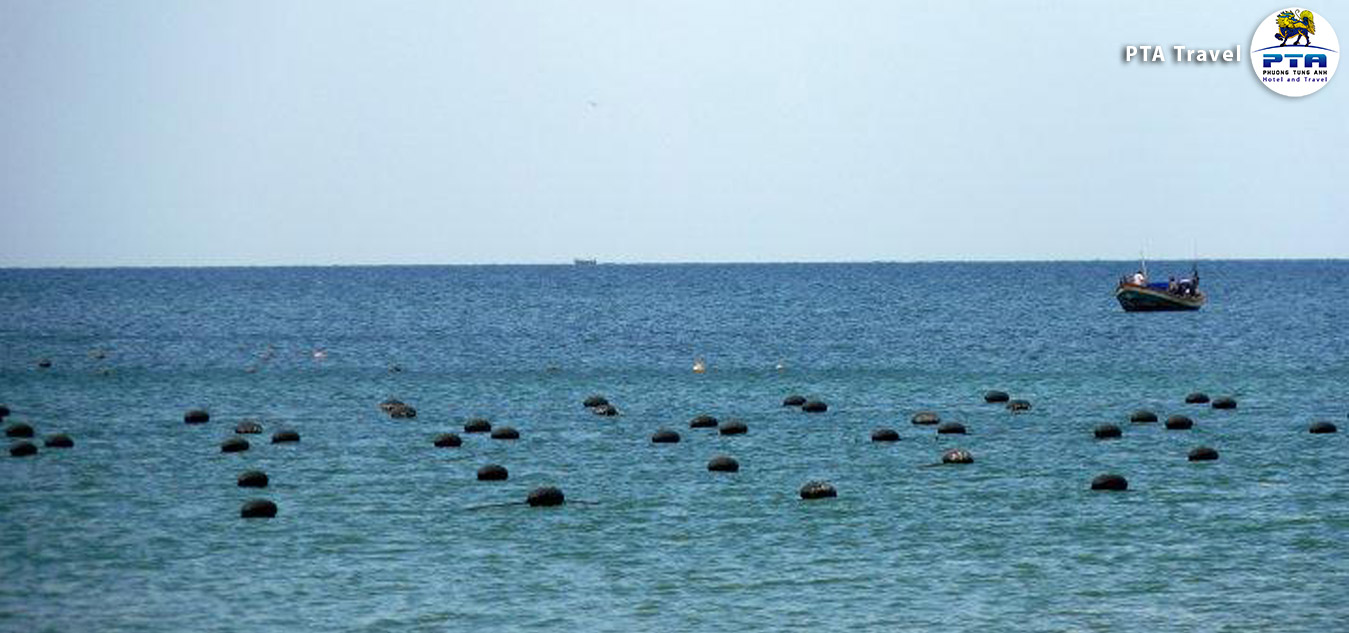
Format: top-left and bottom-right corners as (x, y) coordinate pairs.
(2, 256), (1347, 271)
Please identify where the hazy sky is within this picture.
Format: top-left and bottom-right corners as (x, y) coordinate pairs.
(1, 1), (1345, 266)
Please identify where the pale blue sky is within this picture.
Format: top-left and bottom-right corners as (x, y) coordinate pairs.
(1, 1), (1345, 266)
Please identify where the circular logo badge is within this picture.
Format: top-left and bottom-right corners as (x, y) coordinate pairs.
(1250, 8), (1339, 97)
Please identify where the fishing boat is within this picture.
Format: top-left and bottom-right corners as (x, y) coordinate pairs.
(573, 258), (597, 266)
(1115, 263), (1205, 312)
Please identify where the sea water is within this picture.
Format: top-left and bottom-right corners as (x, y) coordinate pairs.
(1, 261), (1346, 632)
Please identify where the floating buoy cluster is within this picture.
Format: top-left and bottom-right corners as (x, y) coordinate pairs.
(584, 396), (619, 417)
(386, 400), (418, 419)
(414, 411), (553, 506)
(980, 391), (1033, 412)
(800, 400), (828, 413)
(1085, 393), (1278, 491)
(8, 380), (1339, 522)
(4, 407), (75, 458)
(1006, 399), (1032, 412)
(172, 407), (302, 518)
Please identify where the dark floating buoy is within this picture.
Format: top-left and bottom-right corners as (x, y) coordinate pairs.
(800, 400), (828, 413)
(271, 429), (300, 443)
(477, 464), (508, 481)
(240, 499), (277, 518)
(782, 394), (806, 407)
(983, 390), (1010, 403)
(871, 428), (900, 442)
(937, 421), (967, 435)
(1309, 421), (1338, 434)
(388, 403), (417, 419)
(9, 441), (37, 457)
(1006, 399), (1032, 412)
(651, 429), (681, 444)
(184, 409), (210, 424)
(718, 420), (748, 435)
(463, 418), (492, 433)
(433, 432), (462, 447)
(1094, 424), (1122, 439)
(689, 414), (718, 428)
(221, 437), (250, 453)
(941, 448), (974, 464)
(1129, 410), (1158, 423)
(0, 404), (9, 418)
(583, 395), (609, 409)
(527, 486), (565, 507)
(235, 420), (263, 434)
(490, 426), (520, 440)
(1090, 473), (1128, 491)
(237, 470), (269, 488)
(1188, 446), (1220, 461)
(5, 422), (34, 438)
(707, 455), (740, 472)
(1165, 415), (1194, 430)
(37, 358), (52, 369)
(799, 481), (837, 500)
(1185, 392), (1210, 404)
(1211, 396), (1237, 410)
(591, 404), (620, 417)
(43, 433), (74, 448)
(911, 411), (940, 426)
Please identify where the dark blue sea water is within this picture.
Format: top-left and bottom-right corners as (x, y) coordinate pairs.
(2, 261), (1346, 632)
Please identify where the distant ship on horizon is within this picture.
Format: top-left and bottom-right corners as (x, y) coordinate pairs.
(573, 258), (598, 266)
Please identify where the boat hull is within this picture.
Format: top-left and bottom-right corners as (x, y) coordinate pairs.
(1115, 285), (1204, 312)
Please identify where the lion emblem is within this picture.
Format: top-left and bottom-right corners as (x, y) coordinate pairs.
(1275, 9), (1316, 46)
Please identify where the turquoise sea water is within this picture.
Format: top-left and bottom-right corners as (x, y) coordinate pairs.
(1, 261), (1346, 632)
